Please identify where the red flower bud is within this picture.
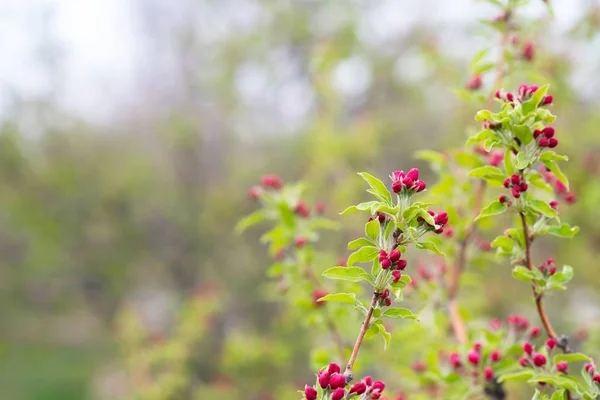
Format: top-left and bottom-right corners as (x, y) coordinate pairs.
(328, 363), (341, 375)
(397, 259), (408, 270)
(435, 211), (449, 226)
(556, 362), (568, 373)
(329, 373), (346, 389)
(318, 371), (330, 388)
(538, 137), (549, 147)
(331, 388), (345, 400)
(392, 270), (402, 283)
(407, 168), (419, 181)
(533, 353), (547, 367)
(495, 90), (502, 99)
(261, 174), (283, 190)
(392, 180), (403, 194)
(382, 289), (390, 298)
(443, 227), (455, 238)
(449, 352), (462, 368)
(585, 363), (595, 374)
(473, 342), (482, 352)
(371, 392), (381, 400)
(414, 180), (427, 192)
(389, 249), (401, 263)
(528, 85), (539, 95)
(377, 213), (386, 223)
(594, 374), (600, 384)
(350, 382), (367, 395)
(565, 192), (577, 204)
(467, 350), (480, 366)
(484, 366), (494, 380)
(412, 360), (427, 373)
(549, 266), (557, 275)
(313, 289), (327, 307)
(384, 297), (392, 307)
(296, 236), (307, 247)
(541, 95), (553, 106)
(511, 174), (521, 185)
(523, 342), (533, 355)
(295, 201), (311, 218)
(402, 177), (414, 189)
(506, 92), (514, 101)
(520, 182), (528, 192)
(530, 326), (541, 338)
(522, 42), (535, 61)
(533, 129), (542, 139)
(373, 381), (385, 391)
(503, 178), (510, 188)
(499, 195), (508, 204)
(519, 357), (530, 367)
(248, 186), (261, 199)
(466, 74), (482, 90)
(546, 338), (557, 350)
(315, 201), (325, 214)
(542, 126), (555, 138)
(379, 249), (388, 259)
(549, 200), (558, 210)
(363, 376), (373, 387)
(381, 258), (391, 270)
(512, 187), (521, 198)
(490, 350), (501, 362)
(548, 138), (558, 148)
(304, 386), (318, 400)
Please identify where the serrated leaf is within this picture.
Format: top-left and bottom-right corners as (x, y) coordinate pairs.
(416, 241), (445, 256)
(235, 209), (266, 234)
(475, 201), (508, 221)
(348, 237), (377, 250)
(547, 223), (579, 238)
(358, 172), (392, 204)
(317, 292), (358, 305)
(553, 353), (590, 364)
(340, 201), (379, 215)
(347, 246), (379, 266)
(322, 266), (374, 285)
(383, 307), (418, 319)
(365, 219), (380, 241)
(491, 236), (514, 251)
(529, 199), (558, 219)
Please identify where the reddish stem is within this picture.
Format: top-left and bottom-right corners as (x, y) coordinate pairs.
(344, 293), (379, 381)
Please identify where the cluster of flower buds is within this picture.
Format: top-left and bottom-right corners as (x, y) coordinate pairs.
(418, 210), (448, 234)
(368, 212), (391, 224)
(584, 363), (600, 384)
(533, 126), (558, 148)
(303, 367), (386, 400)
(466, 74), (482, 90)
(379, 288), (394, 307)
(378, 249), (407, 282)
(448, 342), (500, 382)
(538, 258), (557, 276)
(261, 174), (283, 190)
(391, 169), (427, 194)
(502, 174), (528, 199)
(495, 84), (552, 106)
(520, 339), (557, 369)
(507, 314), (530, 332)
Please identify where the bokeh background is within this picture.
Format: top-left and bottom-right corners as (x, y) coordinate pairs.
(1, 0), (600, 399)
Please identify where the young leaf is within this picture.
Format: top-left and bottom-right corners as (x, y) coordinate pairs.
(235, 209), (266, 234)
(491, 236), (514, 251)
(547, 223), (579, 238)
(513, 125), (533, 145)
(383, 307), (418, 319)
(348, 237), (377, 250)
(347, 246), (379, 266)
(528, 199), (558, 219)
(341, 201), (379, 215)
(375, 321), (391, 349)
(475, 201), (508, 221)
(322, 266), (375, 285)
(466, 129), (494, 146)
(416, 241), (445, 256)
(553, 353), (590, 364)
(498, 370), (534, 382)
(547, 265), (573, 290)
(522, 84), (548, 115)
(365, 219), (381, 241)
(358, 172), (393, 204)
(504, 149), (515, 175)
(512, 266), (538, 283)
(468, 166), (505, 182)
(317, 293), (358, 305)
(539, 151), (568, 162)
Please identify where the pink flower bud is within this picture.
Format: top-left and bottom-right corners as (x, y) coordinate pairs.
(499, 195), (508, 204)
(530, 326), (541, 338)
(489, 319), (502, 330)
(415, 180), (427, 192)
(384, 297), (392, 307)
(363, 376), (373, 387)
(519, 357), (530, 367)
(261, 174), (283, 190)
(371, 392), (381, 400)
(533, 129), (542, 139)
(491, 350), (501, 362)
(373, 381), (385, 392)
(392, 180), (403, 194)
(565, 192), (577, 204)
(450, 352), (462, 368)
(331, 388), (345, 400)
(381, 258), (391, 270)
(473, 342), (482, 352)
(522, 42), (535, 61)
(295, 201), (311, 218)
(495, 90), (502, 99)
(533, 353), (547, 367)
(402, 176), (414, 188)
(528, 85), (539, 95)
(412, 360), (427, 373)
(546, 338), (557, 350)
(435, 211), (449, 226)
(466, 75), (482, 90)
(594, 374), (600, 384)
(506, 92), (514, 101)
(389, 249), (401, 263)
(484, 366), (494, 380)
(337, 257), (347, 267)
(315, 201), (325, 214)
(378, 249), (388, 259)
(556, 362), (568, 373)
(585, 363), (595, 375)
(538, 137), (549, 147)
(392, 270), (402, 283)
(407, 168), (419, 181)
(248, 186), (261, 199)
(523, 342), (533, 355)
(512, 187), (521, 198)
(328, 363), (341, 375)
(313, 289), (327, 307)
(511, 174), (521, 185)
(549, 266), (557, 275)
(397, 259), (408, 270)
(350, 382), (367, 395)
(318, 371), (330, 388)
(503, 178), (510, 188)
(543, 127), (555, 138)
(541, 95), (553, 106)
(392, 170), (404, 181)
(296, 236), (307, 247)
(304, 386), (318, 400)
(329, 373), (346, 389)
(549, 201), (558, 210)
(467, 350), (480, 366)
(520, 182), (528, 192)
(548, 138), (558, 148)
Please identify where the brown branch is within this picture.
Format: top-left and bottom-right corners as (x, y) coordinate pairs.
(343, 292), (379, 382)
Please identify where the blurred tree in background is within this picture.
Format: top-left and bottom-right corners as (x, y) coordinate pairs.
(0, 0), (599, 399)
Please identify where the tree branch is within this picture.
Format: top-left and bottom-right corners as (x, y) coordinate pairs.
(344, 292), (379, 382)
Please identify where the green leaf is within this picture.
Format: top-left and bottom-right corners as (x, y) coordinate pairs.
(539, 151), (568, 162)
(547, 223), (579, 238)
(468, 166), (505, 182)
(358, 172), (392, 204)
(348, 237), (377, 250)
(528, 374), (582, 393)
(547, 265), (573, 290)
(491, 236), (514, 251)
(416, 208), (436, 226)
(317, 292), (358, 305)
(374, 204), (399, 215)
(512, 266), (538, 283)
(365, 219), (381, 241)
(543, 160), (569, 190)
(522, 84), (549, 115)
(415, 150), (447, 167)
(347, 246), (379, 267)
(504, 149), (515, 175)
(553, 353), (590, 364)
(475, 201), (508, 221)
(466, 129), (493, 146)
(235, 209), (266, 234)
(475, 110), (492, 121)
(322, 266), (374, 285)
(529, 199), (558, 219)
(341, 201), (379, 215)
(514, 125), (533, 145)
(416, 241), (445, 256)
(383, 307), (418, 319)
(498, 369), (535, 382)
(550, 389), (566, 400)
(516, 152), (529, 169)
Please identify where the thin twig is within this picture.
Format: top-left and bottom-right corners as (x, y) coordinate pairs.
(344, 293), (379, 382)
